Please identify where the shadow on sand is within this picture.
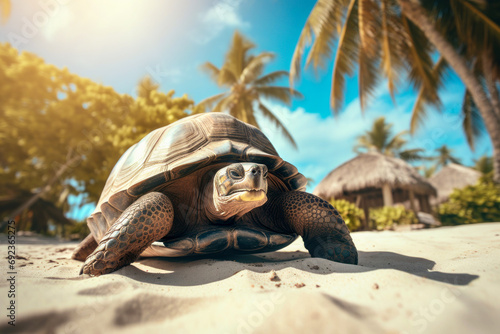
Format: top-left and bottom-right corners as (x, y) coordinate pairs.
(112, 249), (478, 287)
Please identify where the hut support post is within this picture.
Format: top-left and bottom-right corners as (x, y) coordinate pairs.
(409, 190), (417, 213)
(355, 195), (362, 207)
(382, 184), (393, 207)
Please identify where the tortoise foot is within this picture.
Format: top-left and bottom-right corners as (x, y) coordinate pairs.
(305, 236), (358, 265)
(81, 192), (174, 276)
(263, 191), (358, 265)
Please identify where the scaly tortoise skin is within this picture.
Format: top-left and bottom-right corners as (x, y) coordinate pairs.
(73, 113), (358, 276)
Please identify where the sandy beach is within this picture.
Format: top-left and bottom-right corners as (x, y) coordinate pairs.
(1, 223), (499, 334)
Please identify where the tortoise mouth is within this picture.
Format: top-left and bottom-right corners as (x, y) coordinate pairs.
(226, 189), (267, 202)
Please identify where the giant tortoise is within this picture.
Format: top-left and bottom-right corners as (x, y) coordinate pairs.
(73, 113), (358, 276)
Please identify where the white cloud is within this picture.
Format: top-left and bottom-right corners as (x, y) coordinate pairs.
(192, 0), (249, 44)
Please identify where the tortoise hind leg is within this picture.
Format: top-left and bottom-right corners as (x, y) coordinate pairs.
(258, 191), (358, 265)
(72, 234), (98, 261)
(81, 192), (174, 276)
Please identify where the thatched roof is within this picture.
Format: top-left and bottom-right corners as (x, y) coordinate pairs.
(428, 163), (481, 204)
(313, 152), (437, 199)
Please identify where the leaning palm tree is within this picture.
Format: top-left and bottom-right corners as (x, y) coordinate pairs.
(199, 31), (302, 148)
(433, 145), (461, 169)
(353, 116), (426, 161)
(291, 0), (440, 114)
(291, 0), (500, 183)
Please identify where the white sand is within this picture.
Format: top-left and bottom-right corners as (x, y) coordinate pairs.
(1, 223), (499, 334)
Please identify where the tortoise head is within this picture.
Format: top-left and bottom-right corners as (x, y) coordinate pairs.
(209, 162), (268, 220)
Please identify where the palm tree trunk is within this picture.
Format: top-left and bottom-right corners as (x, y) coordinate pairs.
(482, 52), (500, 119)
(398, 0), (500, 183)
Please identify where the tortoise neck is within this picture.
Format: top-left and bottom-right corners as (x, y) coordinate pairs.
(204, 179), (236, 224)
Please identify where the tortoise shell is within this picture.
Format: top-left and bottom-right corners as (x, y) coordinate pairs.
(88, 113), (306, 242)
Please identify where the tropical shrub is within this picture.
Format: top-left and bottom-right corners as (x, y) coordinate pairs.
(329, 199), (364, 232)
(369, 205), (418, 231)
(438, 176), (500, 225)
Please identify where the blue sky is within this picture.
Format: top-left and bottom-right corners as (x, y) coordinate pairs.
(0, 0), (492, 219)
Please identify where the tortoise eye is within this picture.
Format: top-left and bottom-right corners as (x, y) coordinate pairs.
(263, 169), (268, 178)
(229, 168), (243, 179)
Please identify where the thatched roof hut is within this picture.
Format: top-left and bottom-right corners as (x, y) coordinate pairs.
(428, 163), (481, 205)
(313, 152), (437, 228)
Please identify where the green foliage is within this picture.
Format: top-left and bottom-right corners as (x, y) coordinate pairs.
(0, 43), (193, 232)
(329, 199), (364, 232)
(438, 176), (500, 225)
(369, 205), (418, 231)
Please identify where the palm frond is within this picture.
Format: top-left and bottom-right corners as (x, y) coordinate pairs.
(367, 116), (392, 152)
(242, 98), (259, 127)
(410, 57), (447, 134)
(197, 92), (227, 111)
(225, 31), (255, 80)
(254, 86), (303, 105)
(212, 95), (233, 113)
(200, 62), (221, 84)
(218, 67), (238, 87)
(229, 99), (247, 124)
(358, 0), (380, 58)
(401, 17), (438, 101)
(424, 0), (500, 79)
(331, 0), (359, 113)
(290, 0), (340, 85)
(462, 89), (485, 150)
(380, 0), (405, 101)
(306, 0), (345, 72)
(398, 148), (426, 162)
(353, 135), (377, 153)
(358, 47), (379, 111)
(241, 52), (275, 84)
(433, 145), (461, 167)
(253, 71), (289, 86)
(257, 102), (297, 149)
(290, 19), (313, 86)
(386, 129), (409, 152)
(450, 0), (500, 57)
(423, 164), (437, 178)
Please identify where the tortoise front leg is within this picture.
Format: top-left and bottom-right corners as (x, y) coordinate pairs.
(260, 191), (358, 265)
(81, 192), (174, 276)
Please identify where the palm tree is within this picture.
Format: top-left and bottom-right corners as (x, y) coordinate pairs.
(409, 1), (498, 149)
(291, 0), (500, 183)
(433, 145), (461, 169)
(421, 165), (437, 178)
(353, 116), (426, 161)
(199, 31), (302, 148)
(291, 0), (440, 114)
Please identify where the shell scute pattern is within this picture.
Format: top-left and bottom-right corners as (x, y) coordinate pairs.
(88, 113), (307, 242)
